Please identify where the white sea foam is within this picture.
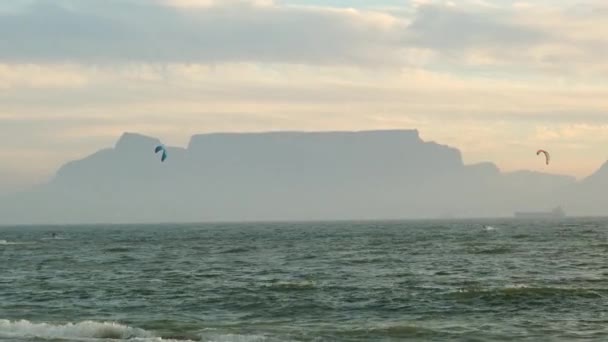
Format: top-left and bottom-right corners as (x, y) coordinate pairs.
(0, 240), (26, 245)
(202, 335), (266, 342)
(0, 319), (278, 342)
(199, 331), (274, 342)
(0, 319), (191, 341)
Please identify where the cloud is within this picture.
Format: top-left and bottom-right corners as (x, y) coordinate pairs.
(1, 0), (607, 77)
(0, 64), (88, 89)
(0, 0), (406, 66)
(166, 0), (274, 7)
(536, 124), (608, 144)
(2, 62), (608, 125)
(405, 4), (547, 50)
(1, 0), (608, 185)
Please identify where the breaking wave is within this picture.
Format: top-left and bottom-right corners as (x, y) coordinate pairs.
(0, 319), (192, 341)
(0, 240), (28, 245)
(0, 320), (281, 342)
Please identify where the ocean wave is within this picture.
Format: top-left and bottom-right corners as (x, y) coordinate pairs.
(0, 240), (28, 245)
(219, 246), (257, 254)
(103, 247), (133, 253)
(366, 324), (434, 338)
(0, 319), (195, 341)
(0, 320), (283, 342)
(452, 285), (607, 300)
(466, 246), (513, 255)
(198, 331), (271, 342)
(335, 323), (439, 339)
(263, 280), (316, 291)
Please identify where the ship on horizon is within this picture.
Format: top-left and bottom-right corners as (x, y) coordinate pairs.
(514, 206), (566, 219)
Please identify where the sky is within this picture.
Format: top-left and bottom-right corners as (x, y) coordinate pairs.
(1, 0), (608, 193)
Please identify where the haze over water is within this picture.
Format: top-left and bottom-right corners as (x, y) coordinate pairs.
(2, 218), (607, 341)
(3, 1), (608, 340)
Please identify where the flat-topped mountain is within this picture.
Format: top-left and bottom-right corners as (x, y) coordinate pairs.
(0, 130), (603, 224)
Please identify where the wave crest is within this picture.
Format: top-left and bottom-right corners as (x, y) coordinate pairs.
(0, 319), (278, 341)
(0, 240), (25, 245)
(0, 319), (155, 340)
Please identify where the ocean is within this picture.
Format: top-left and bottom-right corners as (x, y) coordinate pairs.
(1, 219), (607, 341)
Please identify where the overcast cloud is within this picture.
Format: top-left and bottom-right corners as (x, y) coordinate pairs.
(1, 0), (608, 192)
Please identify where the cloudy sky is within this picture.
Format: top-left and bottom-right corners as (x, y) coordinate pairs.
(1, 0), (607, 192)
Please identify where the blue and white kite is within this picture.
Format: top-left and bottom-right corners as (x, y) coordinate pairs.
(154, 145), (168, 162)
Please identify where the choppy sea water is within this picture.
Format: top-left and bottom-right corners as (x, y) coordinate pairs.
(1, 219), (608, 341)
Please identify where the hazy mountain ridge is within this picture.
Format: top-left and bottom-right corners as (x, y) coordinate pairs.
(1, 130), (605, 224)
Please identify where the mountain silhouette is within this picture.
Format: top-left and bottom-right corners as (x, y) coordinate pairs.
(0, 129), (604, 225)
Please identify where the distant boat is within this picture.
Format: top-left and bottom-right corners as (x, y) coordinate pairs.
(514, 206), (566, 219)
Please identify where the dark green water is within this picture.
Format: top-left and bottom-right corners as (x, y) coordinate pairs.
(1, 219), (607, 341)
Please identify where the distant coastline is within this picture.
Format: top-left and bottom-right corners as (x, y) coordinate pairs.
(514, 206), (566, 219)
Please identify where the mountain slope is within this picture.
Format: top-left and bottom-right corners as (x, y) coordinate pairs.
(1, 130), (600, 224)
